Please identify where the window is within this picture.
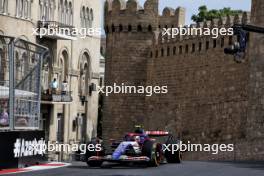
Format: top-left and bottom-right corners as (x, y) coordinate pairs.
(39, 1), (43, 19)
(213, 39), (217, 48)
(173, 46), (176, 55)
(148, 25), (152, 32)
(16, 0), (31, 19)
(79, 52), (90, 96)
(105, 25), (109, 33)
(179, 45), (183, 54)
(80, 5), (94, 28)
(85, 7), (89, 28)
(185, 45), (189, 53)
(15, 51), (29, 83)
(59, 0), (63, 22)
(40, 0), (54, 21)
(137, 25), (142, 32)
(57, 114), (64, 142)
(28, 0), (32, 18)
(24, 0), (28, 18)
(63, 0), (68, 24)
(167, 47), (170, 56)
(192, 43), (195, 53)
(100, 47), (104, 55)
(90, 9), (94, 27)
(229, 36), (233, 45)
(58, 0), (73, 25)
(199, 42), (202, 52)
(119, 24), (123, 32)
(0, 0), (8, 14)
(31, 54), (35, 64)
(155, 50), (158, 58)
(16, 0), (23, 17)
(111, 24), (115, 32)
(221, 38), (225, 48)
(81, 6), (85, 27)
(128, 25), (132, 32)
(50, 0), (55, 21)
(59, 50), (68, 86)
(69, 2), (73, 25)
(206, 41), (209, 50)
(41, 55), (50, 91)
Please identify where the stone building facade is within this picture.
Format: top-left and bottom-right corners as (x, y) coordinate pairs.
(0, 0), (102, 161)
(103, 0), (264, 160)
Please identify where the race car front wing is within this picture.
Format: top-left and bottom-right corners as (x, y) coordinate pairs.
(88, 155), (150, 162)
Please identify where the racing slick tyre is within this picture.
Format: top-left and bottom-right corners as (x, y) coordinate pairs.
(142, 140), (163, 167)
(164, 136), (182, 163)
(85, 139), (104, 167)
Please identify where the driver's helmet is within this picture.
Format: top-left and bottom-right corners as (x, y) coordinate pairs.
(134, 125), (144, 134)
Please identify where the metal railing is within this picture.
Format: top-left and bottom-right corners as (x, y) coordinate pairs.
(41, 90), (73, 102)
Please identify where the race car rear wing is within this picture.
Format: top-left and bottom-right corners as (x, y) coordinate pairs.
(145, 131), (170, 136)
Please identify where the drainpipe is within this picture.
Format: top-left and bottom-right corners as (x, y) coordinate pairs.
(66, 37), (74, 161)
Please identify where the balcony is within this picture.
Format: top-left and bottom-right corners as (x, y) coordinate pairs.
(41, 90), (73, 104)
(37, 21), (77, 40)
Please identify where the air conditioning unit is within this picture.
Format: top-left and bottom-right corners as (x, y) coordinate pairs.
(90, 83), (97, 91)
(89, 83), (97, 95)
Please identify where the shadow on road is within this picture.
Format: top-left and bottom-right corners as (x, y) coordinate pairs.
(67, 162), (150, 170)
(99, 175), (141, 176)
(210, 161), (264, 171)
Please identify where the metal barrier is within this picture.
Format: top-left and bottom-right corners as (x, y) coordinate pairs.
(0, 35), (49, 131)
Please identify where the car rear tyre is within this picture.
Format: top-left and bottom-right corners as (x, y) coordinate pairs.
(165, 136), (182, 163)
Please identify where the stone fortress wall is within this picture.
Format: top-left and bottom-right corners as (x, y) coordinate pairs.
(103, 0), (264, 160)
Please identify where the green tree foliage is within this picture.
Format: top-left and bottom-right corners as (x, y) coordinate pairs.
(191, 5), (243, 23)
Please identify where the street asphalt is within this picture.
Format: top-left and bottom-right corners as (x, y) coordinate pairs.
(15, 161), (264, 176)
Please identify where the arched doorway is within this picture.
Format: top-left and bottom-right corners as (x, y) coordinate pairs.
(79, 52), (90, 96)
(41, 53), (53, 92)
(14, 41), (29, 85)
(78, 51), (91, 142)
(59, 50), (69, 87)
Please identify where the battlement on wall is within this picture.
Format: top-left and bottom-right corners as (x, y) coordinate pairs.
(104, 0), (186, 33)
(150, 12), (251, 58)
(159, 7), (186, 28)
(105, 0), (158, 17)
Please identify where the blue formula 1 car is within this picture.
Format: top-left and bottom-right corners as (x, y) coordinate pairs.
(84, 127), (182, 167)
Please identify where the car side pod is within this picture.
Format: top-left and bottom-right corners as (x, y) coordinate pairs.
(112, 142), (132, 160)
